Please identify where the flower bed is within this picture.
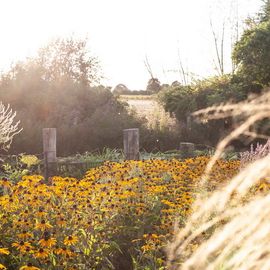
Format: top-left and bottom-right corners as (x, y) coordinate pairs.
(0, 157), (239, 269)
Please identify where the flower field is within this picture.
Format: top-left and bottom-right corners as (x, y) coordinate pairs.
(0, 157), (240, 270)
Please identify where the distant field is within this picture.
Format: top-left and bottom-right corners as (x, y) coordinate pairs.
(119, 94), (154, 100)
(118, 94), (177, 130)
(119, 95), (157, 116)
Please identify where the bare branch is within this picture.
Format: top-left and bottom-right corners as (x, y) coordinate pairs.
(144, 55), (154, 79)
(0, 102), (22, 150)
(210, 19), (225, 75)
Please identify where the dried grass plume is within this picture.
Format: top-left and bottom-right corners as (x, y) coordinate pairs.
(166, 91), (270, 270)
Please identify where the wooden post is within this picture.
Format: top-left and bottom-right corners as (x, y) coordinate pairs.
(43, 128), (57, 180)
(123, 128), (140, 160)
(179, 142), (195, 158)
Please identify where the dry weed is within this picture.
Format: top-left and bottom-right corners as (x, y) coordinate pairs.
(167, 91), (270, 270)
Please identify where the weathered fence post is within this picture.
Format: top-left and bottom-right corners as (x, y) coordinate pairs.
(123, 128), (140, 160)
(43, 128), (57, 181)
(179, 142), (195, 158)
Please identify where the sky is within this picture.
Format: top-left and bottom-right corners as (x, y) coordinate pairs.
(0, 0), (263, 89)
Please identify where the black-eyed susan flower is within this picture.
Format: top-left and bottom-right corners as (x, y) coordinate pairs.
(56, 217), (66, 227)
(36, 209), (47, 218)
(17, 231), (34, 239)
(12, 241), (32, 253)
(141, 244), (153, 253)
(34, 248), (49, 259)
(64, 235), (78, 246)
(0, 178), (11, 188)
(39, 237), (56, 248)
(55, 247), (74, 257)
(35, 220), (53, 231)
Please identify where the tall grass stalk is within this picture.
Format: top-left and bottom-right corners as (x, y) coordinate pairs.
(166, 91), (270, 270)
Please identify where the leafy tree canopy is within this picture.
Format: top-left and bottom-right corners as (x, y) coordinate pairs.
(5, 37), (101, 86)
(146, 78), (161, 93)
(233, 21), (270, 87)
(233, 1), (270, 89)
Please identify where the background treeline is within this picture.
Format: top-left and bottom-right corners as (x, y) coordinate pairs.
(158, 1), (270, 148)
(0, 38), (179, 155)
(2, 1), (270, 155)
(112, 77), (164, 95)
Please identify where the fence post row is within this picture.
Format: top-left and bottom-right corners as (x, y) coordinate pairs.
(41, 128), (141, 178)
(43, 128), (57, 180)
(123, 128), (140, 160)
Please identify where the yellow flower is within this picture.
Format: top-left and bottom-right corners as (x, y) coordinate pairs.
(20, 155), (40, 167)
(0, 264), (7, 270)
(55, 247), (74, 256)
(35, 220), (53, 231)
(20, 263), (40, 270)
(56, 217), (66, 227)
(34, 248), (50, 259)
(39, 237), (57, 248)
(18, 231), (34, 239)
(141, 244), (153, 252)
(0, 178), (11, 188)
(12, 241), (32, 253)
(0, 157), (241, 268)
(0, 247), (9, 255)
(36, 209), (47, 218)
(143, 233), (159, 239)
(64, 235), (78, 246)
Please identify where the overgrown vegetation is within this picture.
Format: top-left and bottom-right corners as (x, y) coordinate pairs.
(166, 79), (270, 270)
(158, 1), (270, 148)
(1, 2), (270, 270)
(0, 37), (182, 155)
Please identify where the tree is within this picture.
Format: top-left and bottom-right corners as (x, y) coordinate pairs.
(0, 103), (21, 150)
(258, 0), (270, 22)
(233, 21), (270, 87)
(171, 81), (181, 87)
(112, 84), (130, 95)
(10, 37), (101, 86)
(146, 78), (161, 93)
(232, 2), (270, 89)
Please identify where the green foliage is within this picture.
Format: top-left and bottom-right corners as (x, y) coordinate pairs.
(159, 85), (195, 121)
(0, 154), (42, 183)
(231, 1), (270, 92)
(158, 75), (247, 146)
(233, 20), (270, 88)
(59, 148), (124, 163)
(159, 75), (243, 117)
(258, 0), (270, 23)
